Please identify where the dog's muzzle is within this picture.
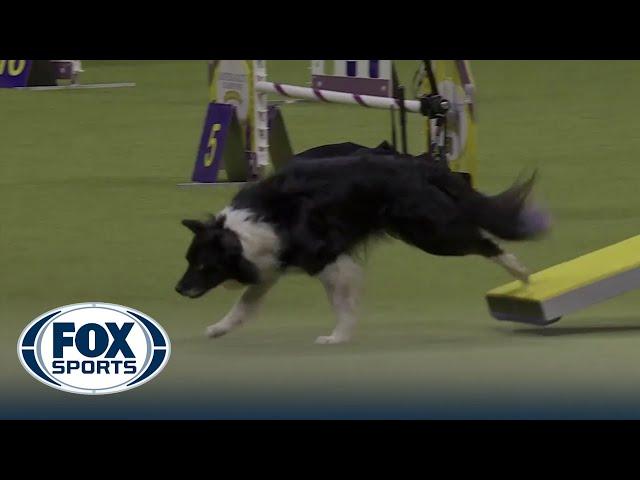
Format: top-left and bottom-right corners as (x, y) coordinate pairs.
(175, 283), (206, 298)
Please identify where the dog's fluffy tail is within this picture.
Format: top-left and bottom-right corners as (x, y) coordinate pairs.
(468, 172), (551, 241)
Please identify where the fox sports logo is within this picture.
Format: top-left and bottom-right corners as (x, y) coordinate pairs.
(18, 303), (171, 395)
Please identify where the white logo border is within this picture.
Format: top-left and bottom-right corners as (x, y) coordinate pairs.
(17, 302), (171, 396)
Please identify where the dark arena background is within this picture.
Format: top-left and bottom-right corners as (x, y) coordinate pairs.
(3, 60), (640, 419)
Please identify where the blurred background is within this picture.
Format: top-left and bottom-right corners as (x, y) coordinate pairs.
(2, 60), (640, 418)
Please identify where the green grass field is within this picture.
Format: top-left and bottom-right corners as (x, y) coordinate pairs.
(3, 61), (640, 418)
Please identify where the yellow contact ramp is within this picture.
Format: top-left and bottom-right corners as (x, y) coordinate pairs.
(486, 236), (640, 325)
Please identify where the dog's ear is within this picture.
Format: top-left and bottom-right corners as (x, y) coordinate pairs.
(182, 219), (206, 235)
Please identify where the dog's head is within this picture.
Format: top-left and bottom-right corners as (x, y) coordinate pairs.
(175, 218), (259, 298)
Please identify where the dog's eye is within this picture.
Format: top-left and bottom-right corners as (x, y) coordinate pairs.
(196, 264), (206, 271)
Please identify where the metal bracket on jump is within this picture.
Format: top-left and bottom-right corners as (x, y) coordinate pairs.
(418, 60), (450, 164)
(418, 94), (450, 120)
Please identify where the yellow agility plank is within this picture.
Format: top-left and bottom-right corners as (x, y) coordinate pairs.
(486, 235), (640, 325)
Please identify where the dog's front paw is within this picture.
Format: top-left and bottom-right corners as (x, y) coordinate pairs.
(206, 323), (230, 339)
(315, 335), (350, 345)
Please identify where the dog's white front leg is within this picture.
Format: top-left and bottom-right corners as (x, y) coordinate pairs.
(315, 255), (363, 345)
(206, 277), (278, 339)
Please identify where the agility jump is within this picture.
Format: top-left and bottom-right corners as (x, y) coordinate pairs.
(189, 60), (478, 184)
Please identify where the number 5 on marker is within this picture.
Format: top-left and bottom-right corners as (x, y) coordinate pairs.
(203, 123), (222, 167)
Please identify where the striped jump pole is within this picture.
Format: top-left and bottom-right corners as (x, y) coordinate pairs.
(256, 81), (423, 113)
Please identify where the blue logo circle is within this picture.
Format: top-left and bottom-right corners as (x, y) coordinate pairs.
(17, 302), (171, 395)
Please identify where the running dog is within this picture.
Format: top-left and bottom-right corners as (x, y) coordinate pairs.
(175, 142), (550, 344)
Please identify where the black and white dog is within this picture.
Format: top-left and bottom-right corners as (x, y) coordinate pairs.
(176, 142), (550, 344)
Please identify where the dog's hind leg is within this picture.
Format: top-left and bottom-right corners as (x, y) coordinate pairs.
(206, 277), (279, 339)
(472, 235), (531, 283)
(396, 222), (531, 283)
(315, 254), (363, 345)
(489, 251), (531, 283)
(456, 235), (532, 284)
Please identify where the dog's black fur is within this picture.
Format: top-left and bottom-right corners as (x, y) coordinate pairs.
(176, 142), (549, 297)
